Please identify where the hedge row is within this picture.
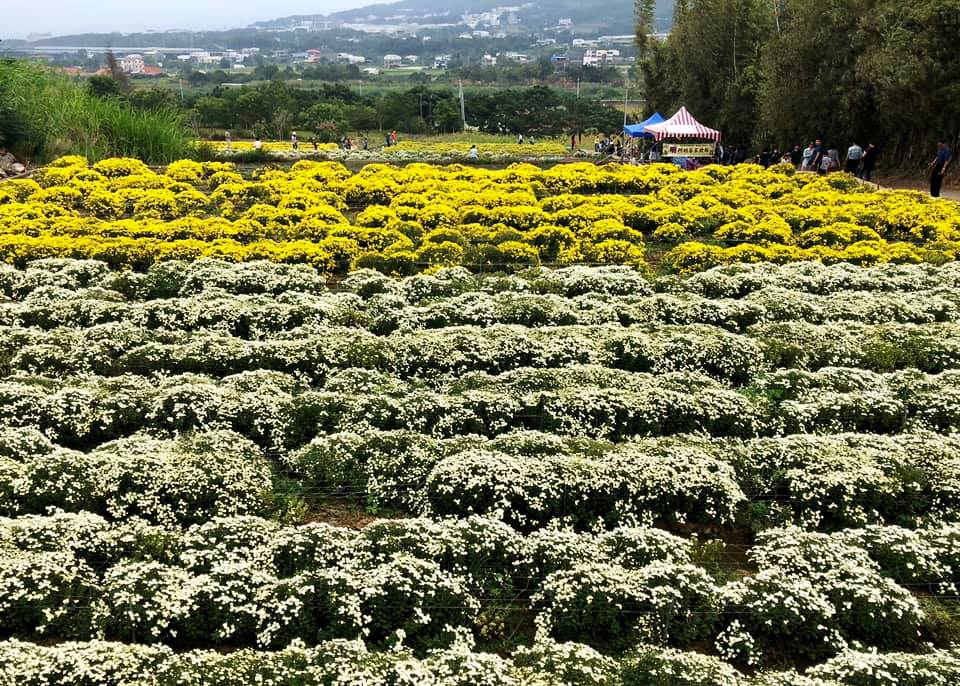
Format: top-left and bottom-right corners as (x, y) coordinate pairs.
(4, 512), (960, 665)
(4, 425), (960, 531)
(3, 285), (960, 337)
(2, 260), (960, 302)
(1, 366), (958, 451)
(3, 638), (958, 686)
(5, 321), (960, 383)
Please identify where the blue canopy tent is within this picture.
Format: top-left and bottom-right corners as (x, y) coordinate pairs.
(623, 112), (665, 139)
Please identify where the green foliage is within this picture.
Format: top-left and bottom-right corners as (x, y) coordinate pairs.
(640, 0), (960, 160)
(0, 60), (191, 163)
(86, 75), (125, 99)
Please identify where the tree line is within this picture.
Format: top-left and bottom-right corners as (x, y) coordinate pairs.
(637, 0), (959, 167)
(90, 78), (626, 140)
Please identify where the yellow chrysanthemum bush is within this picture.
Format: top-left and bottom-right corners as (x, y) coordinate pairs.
(3, 154), (958, 275)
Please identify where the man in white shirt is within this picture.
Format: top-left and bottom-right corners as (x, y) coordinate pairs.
(845, 142), (864, 174)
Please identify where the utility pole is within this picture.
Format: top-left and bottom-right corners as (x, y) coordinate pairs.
(623, 80), (629, 127)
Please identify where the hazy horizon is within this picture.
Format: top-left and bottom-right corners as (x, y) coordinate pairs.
(2, 1), (391, 40)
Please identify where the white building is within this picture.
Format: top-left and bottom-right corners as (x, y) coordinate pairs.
(482, 54), (497, 66)
(582, 49), (620, 66)
(502, 51), (529, 63)
(362, 67), (380, 75)
(119, 54), (144, 74)
(598, 35), (637, 44)
(404, 55), (419, 63)
(336, 53), (366, 64)
(433, 54), (451, 69)
(558, 18), (572, 26)
(473, 30), (491, 38)
(383, 54), (402, 68)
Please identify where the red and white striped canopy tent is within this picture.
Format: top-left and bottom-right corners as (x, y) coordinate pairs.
(643, 106), (721, 142)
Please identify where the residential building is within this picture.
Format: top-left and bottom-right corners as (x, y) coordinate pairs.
(336, 53), (366, 64)
(119, 54), (144, 74)
(582, 49), (620, 67)
(502, 51), (529, 63)
(383, 54), (402, 68)
(482, 54), (497, 66)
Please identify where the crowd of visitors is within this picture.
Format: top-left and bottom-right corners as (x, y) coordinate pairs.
(594, 134), (627, 157)
(338, 135), (368, 151)
(720, 139), (881, 181)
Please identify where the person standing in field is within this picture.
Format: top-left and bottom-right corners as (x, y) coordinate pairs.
(801, 142), (814, 171)
(845, 141), (863, 174)
(811, 140), (825, 173)
(860, 143), (878, 181)
(224, 131), (232, 150)
(253, 137), (262, 151)
(930, 140), (953, 198)
(828, 147), (840, 171)
(468, 144), (478, 160)
(291, 131), (299, 151)
(390, 130), (398, 146)
(571, 133), (576, 151)
(790, 144), (802, 168)
(518, 133), (524, 144)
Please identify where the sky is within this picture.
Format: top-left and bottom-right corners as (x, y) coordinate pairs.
(2, 1), (383, 39)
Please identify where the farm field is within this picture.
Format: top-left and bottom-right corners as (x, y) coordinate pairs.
(202, 138), (580, 163)
(2, 156), (959, 276)
(3, 158), (960, 683)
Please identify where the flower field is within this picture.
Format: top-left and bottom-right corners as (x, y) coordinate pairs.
(2, 156), (959, 277)
(200, 139), (575, 162)
(3, 157), (960, 684)
(205, 141), (341, 154)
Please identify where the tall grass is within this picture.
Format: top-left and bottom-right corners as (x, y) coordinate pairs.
(0, 59), (192, 163)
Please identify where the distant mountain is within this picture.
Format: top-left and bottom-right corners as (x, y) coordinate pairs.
(253, 0), (675, 34)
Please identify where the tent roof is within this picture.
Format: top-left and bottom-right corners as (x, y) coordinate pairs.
(644, 107), (721, 142)
(624, 112), (665, 138)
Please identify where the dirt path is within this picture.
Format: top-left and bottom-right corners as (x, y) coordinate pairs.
(876, 174), (960, 200)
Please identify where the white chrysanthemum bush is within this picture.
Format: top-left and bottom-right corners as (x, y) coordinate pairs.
(1, 253), (960, 680)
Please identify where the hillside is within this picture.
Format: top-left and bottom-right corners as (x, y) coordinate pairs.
(255, 0), (675, 34)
